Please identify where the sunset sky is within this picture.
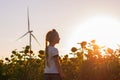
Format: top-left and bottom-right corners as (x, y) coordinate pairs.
(0, 0), (120, 59)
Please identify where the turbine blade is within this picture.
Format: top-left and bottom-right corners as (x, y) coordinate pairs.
(27, 7), (30, 31)
(31, 34), (40, 46)
(16, 32), (29, 41)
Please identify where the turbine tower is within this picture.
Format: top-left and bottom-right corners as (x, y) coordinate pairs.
(17, 7), (40, 58)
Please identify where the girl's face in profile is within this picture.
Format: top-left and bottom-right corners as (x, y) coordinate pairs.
(53, 34), (60, 44)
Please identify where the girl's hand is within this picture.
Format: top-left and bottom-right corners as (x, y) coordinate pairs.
(60, 72), (65, 80)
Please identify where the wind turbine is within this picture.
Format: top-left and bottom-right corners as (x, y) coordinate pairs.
(17, 7), (40, 58)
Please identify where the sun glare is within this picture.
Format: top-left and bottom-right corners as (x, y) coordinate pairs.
(67, 15), (120, 51)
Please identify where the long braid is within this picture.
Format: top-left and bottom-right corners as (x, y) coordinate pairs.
(45, 39), (49, 67)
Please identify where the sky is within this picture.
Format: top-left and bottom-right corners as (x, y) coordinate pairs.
(0, 0), (120, 59)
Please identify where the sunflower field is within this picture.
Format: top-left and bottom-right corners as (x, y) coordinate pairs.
(0, 40), (120, 80)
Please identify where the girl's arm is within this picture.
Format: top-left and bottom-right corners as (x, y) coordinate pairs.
(53, 55), (64, 79)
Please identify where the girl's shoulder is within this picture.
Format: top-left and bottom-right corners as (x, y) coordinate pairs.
(48, 46), (59, 56)
(48, 46), (57, 49)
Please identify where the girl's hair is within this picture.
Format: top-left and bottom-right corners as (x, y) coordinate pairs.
(45, 29), (59, 66)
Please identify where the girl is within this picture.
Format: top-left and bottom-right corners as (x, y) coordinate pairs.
(44, 29), (64, 80)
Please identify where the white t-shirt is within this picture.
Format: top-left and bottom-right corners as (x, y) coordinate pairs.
(44, 46), (59, 73)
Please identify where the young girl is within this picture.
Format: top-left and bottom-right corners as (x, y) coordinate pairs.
(44, 29), (64, 80)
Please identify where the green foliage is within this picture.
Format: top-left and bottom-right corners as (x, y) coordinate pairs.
(0, 40), (120, 80)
